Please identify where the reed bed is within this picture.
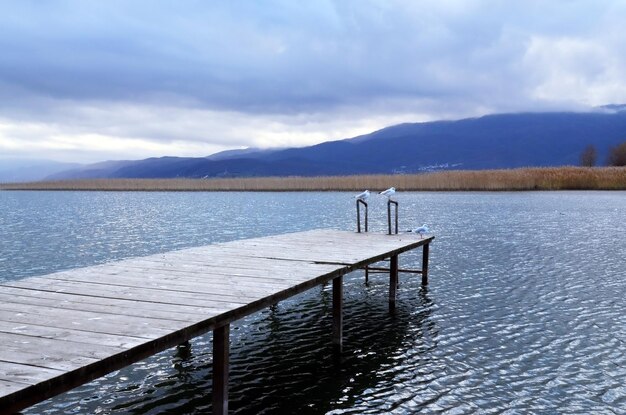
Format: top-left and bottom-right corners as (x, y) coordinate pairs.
(1, 167), (625, 191)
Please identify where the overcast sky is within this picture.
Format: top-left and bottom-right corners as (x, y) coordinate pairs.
(1, 0), (625, 163)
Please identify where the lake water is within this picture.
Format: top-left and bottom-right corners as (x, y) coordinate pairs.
(1, 190), (625, 414)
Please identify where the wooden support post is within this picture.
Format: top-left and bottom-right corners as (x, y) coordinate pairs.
(213, 324), (230, 415)
(422, 243), (430, 285)
(332, 276), (343, 352)
(389, 255), (398, 309)
(365, 266), (369, 284)
(175, 340), (192, 360)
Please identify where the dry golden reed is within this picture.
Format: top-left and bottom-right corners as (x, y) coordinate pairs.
(1, 167), (625, 191)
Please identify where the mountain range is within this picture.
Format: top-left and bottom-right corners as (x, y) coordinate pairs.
(3, 109), (626, 182)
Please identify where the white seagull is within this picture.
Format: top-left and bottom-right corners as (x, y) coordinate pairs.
(379, 187), (396, 198)
(355, 190), (370, 201)
(409, 224), (430, 238)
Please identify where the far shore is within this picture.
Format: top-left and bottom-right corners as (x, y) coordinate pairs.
(1, 167), (625, 192)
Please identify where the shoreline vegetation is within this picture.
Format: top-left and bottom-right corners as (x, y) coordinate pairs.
(1, 167), (625, 192)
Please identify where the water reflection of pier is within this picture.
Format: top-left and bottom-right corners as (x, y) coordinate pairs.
(0, 229), (433, 414)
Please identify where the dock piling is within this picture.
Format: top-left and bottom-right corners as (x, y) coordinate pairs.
(422, 244), (430, 285)
(213, 324), (230, 415)
(332, 276), (343, 353)
(389, 255), (398, 310)
(175, 341), (192, 361)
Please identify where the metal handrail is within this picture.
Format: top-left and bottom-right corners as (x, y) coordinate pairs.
(387, 199), (398, 235)
(356, 199), (368, 233)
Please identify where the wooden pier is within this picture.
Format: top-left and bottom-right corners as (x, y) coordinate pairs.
(0, 229), (433, 414)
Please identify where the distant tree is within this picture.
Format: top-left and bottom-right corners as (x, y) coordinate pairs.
(580, 145), (597, 167)
(607, 141), (626, 166)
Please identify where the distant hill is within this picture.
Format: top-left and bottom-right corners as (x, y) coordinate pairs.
(205, 147), (284, 161)
(46, 160), (136, 180)
(49, 111), (626, 179)
(0, 159), (82, 183)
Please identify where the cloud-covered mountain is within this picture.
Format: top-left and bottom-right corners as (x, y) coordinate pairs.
(48, 111), (626, 180)
(0, 159), (82, 183)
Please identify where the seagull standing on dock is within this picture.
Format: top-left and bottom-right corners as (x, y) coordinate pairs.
(379, 187), (396, 198)
(409, 224), (429, 238)
(355, 190), (370, 201)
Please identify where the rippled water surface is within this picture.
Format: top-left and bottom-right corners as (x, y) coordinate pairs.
(1, 191), (625, 414)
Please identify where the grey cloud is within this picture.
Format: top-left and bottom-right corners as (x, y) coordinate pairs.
(4, 0), (619, 115)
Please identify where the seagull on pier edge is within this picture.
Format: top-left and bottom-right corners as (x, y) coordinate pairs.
(355, 190), (370, 201)
(379, 187), (396, 198)
(408, 224), (429, 238)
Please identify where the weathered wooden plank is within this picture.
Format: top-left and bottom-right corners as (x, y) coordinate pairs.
(213, 230), (431, 247)
(49, 277), (299, 302)
(113, 251), (315, 266)
(94, 259), (328, 279)
(200, 236), (426, 252)
(85, 265), (318, 288)
(0, 298), (198, 327)
(197, 248), (371, 265)
(0, 286), (228, 318)
(43, 257), (343, 289)
(1, 332), (125, 362)
(134, 232), (400, 253)
(0, 292), (212, 323)
(122, 253), (343, 274)
(1, 275), (350, 340)
(0, 379), (28, 399)
(200, 243), (372, 256)
(188, 230), (430, 253)
(0, 320), (148, 349)
(211, 242), (397, 254)
(0, 305), (187, 339)
(106, 232), (432, 273)
(35, 273), (297, 301)
(201, 242), (381, 255)
(0, 345), (101, 372)
(2, 260), (351, 313)
(59, 263), (324, 288)
(0, 362), (64, 386)
(120, 260), (338, 279)
(211, 240), (432, 256)
(202, 236), (434, 265)
(0, 279), (251, 308)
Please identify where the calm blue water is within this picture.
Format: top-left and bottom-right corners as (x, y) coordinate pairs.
(1, 190), (625, 414)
